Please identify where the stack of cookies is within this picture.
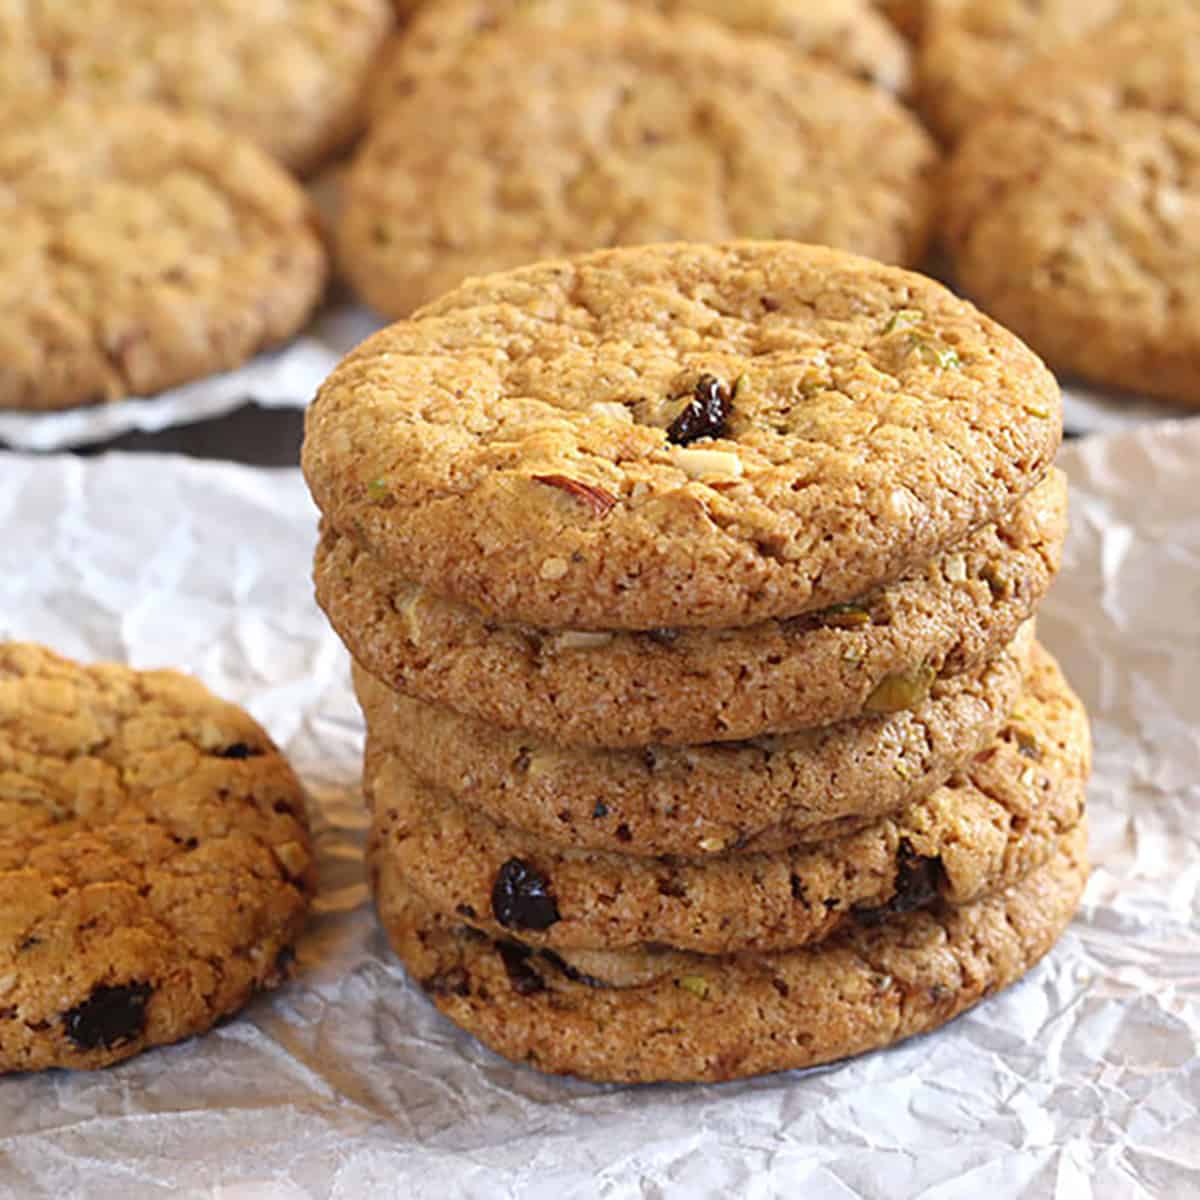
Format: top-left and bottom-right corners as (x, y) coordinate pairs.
(302, 241), (1092, 1084)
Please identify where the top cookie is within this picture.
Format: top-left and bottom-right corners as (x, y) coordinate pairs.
(0, 643), (314, 1073)
(945, 17), (1200, 408)
(339, 12), (937, 316)
(304, 241), (1062, 630)
(918, 0), (1196, 143)
(0, 0), (394, 175)
(0, 102), (328, 412)
(369, 0), (910, 120)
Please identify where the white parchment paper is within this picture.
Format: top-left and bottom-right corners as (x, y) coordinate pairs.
(0, 423), (1197, 1199)
(0, 297), (1191, 451)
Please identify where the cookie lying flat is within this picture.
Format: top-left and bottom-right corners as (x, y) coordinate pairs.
(356, 624), (1034, 858)
(0, 102), (327, 412)
(945, 17), (1200, 408)
(369, 0), (910, 121)
(365, 642), (1089, 955)
(0, 0), (393, 175)
(304, 242), (1061, 632)
(372, 824), (1088, 1082)
(0, 644), (314, 1074)
(338, 15), (936, 317)
(918, 0), (1195, 143)
(320, 471), (1065, 748)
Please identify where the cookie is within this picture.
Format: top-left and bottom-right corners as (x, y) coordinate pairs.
(372, 823), (1088, 1082)
(355, 623), (1035, 858)
(369, 0), (910, 122)
(304, 242), (1061, 632)
(0, 0), (393, 175)
(320, 470), (1065, 748)
(0, 643), (315, 1074)
(364, 643), (1088, 955)
(918, 0), (1194, 144)
(337, 14), (937, 318)
(0, 101), (328, 413)
(944, 16), (1200, 408)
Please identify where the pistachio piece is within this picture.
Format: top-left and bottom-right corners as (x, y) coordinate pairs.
(819, 603), (871, 629)
(864, 664), (936, 713)
(677, 975), (710, 999)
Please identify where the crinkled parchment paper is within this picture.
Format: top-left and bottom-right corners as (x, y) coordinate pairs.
(0, 422), (1197, 1199)
(0, 297), (1190, 451)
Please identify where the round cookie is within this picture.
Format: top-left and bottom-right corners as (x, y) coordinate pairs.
(338, 16), (937, 318)
(321, 471), (1066, 747)
(355, 624), (1035, 858)
(944, 17), (1200, 408)
(918, 0), (1196, 144)
(0, 0), (394, 175)
(0, 643), (315, 1074)
(372, 824), (1089, 1082)
(304, 242), (1062, 631)
(0, 101), (327, 413)
(368, 0), (910, 122)
(364, 643), (1090, 955)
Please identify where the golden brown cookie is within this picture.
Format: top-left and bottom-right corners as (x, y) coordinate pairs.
(304, 242), (1062, 632)
(0, 101), (328, 412)
(364, 642), (1089, 954)
(0, 0), (394, 174)
(338, 15), (937, 317)
(0, 644), (315, 1074)
(321, 471), (1065, 747)
(874, 0), (927, 42)
(355, 624), (1035, 857)
(369, 0), (911, 122)
(372, 823), (1089, 1082)
(918, 0), (1196, 143)
(944, 16), (1200, 408)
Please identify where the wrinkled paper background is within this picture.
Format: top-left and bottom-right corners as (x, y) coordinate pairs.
(0, 295), (1191, 452)
(0, 420), (1198, 1198)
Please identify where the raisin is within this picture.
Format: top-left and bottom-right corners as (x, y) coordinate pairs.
(666, 375), (732, 445)
(790, 875), (811, 907)
(616, 823), (633, 843)
(592, 801), (609, 820)
(63, 983), (152, 1051)
(216, 743), (261, 760)
(491, 858), (560, 931)
(854, 839), (943, 926)
(497, 942), (546, 996)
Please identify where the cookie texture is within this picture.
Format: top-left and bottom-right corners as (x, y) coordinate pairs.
(944, 17), (1200, 408)
(365, 643), (1089, 954)
(304, 242), (1062, 631)
(339, 15), (937, 317)
(321, 470), (1064, 747)
(369, 0), (910, 121)
(0, 102), (328, 413)
(0, 0), (394, 174)
(918, 0), (1196, 143)
(372, 824), (1088, 1082)
(356, 624), (1034, 857)
(0, 644), (314, 1074)
(874, 0), (926, 42)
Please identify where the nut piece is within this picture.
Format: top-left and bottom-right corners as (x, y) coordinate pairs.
(864, 663), (936, 713)
(540, 557), (569, 581)
(671, 446), (744, 479)
(589, 401), (632, 423)
(677, 975), (710, 999)
(818, 603), (871, 629)
(532, 474), (617, 518)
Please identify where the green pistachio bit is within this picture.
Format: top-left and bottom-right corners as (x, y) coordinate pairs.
(909, 336), (960, 369)
(366, 479), (389, 503)
(883, 308), (924, 334)
(864, 664), (936, 714)
(677, 975), (710, 999)
(820, 603), (871, 630)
